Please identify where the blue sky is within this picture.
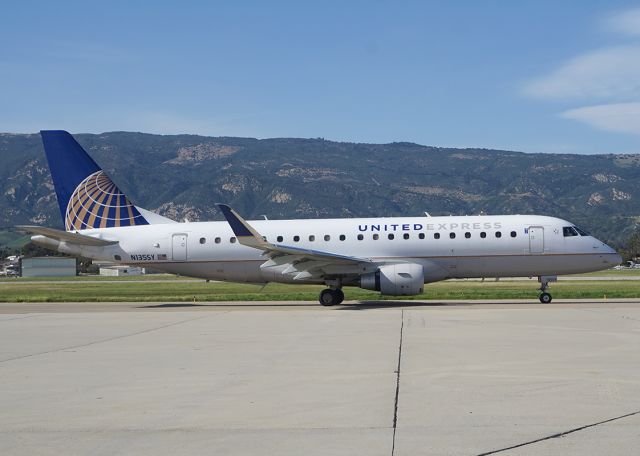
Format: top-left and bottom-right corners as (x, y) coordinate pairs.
(2, 0), (640, 154)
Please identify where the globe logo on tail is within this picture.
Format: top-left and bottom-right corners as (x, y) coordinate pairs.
(65, 171), (148, 230)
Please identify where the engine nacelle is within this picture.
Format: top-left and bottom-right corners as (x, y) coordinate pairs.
(360, 263), (424, 296)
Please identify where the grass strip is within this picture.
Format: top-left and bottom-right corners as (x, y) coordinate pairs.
(0, 280), (638, 302)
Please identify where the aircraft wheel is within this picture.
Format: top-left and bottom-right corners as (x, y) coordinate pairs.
(319, 288), (343, 306)
(319, 288), (336, 306)
(539, 292), (552, 304)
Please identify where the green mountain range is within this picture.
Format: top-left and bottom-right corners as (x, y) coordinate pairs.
(1, 132), (639, 248)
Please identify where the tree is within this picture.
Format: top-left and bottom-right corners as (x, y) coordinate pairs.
(622, 232), (640, 262)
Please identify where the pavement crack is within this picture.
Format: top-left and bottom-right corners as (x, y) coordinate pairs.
(391, 309), (404, 456)
(476, 409), (640, 455)
(0, 315), (210, 363)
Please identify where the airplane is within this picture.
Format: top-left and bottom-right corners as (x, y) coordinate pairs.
(18, 130), (622, 306)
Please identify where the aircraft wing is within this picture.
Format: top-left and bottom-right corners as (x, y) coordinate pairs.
(16, 226), (119, 247)
(217, 204), (373, 280)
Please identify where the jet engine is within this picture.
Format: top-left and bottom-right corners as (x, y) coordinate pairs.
(359, 263), (424, 296)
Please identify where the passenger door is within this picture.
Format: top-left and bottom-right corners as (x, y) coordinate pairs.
(172, 234), (188, 261)
(528, 226), (544, 254)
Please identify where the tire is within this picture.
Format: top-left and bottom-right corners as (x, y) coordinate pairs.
(319, 288), (344, 306)
(320, 289), (337, 306)
(539, 292), (552, 304)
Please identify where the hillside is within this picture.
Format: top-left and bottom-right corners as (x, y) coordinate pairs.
(1, 132), (639, 248)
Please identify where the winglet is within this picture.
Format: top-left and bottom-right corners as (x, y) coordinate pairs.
(216, 204), (371, 265)
(217, 204), (269, 249)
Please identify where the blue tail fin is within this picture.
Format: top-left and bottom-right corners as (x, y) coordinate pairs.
(40, 130), (149, 231)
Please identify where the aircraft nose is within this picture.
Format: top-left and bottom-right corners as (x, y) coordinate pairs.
(603, 243), (622, 265)
(595, 239), (621, 266)
(612, 252), (623, 265)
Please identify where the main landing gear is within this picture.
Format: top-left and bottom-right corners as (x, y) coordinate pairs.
(539, 292), (552, 304)
(538, 275), (557, 303)
(319, 288), (344, 306)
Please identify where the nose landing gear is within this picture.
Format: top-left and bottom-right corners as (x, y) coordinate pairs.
(319, 288), (344, 306)
(538, 275), (557, 303)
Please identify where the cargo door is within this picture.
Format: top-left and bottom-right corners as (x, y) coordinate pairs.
(529, 226), (544, 254)
(172, 234), (188, 261)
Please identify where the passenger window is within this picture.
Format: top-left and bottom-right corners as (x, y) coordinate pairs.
(339, 234), (346, 241)
(434, 233), (440, 239)
(357, 234), (364, 241)
(215, 237), (221, 244)
(403, 233), (410, 240)
(464, 232), (470, 239)
(277, 236), (283, 242)
(373, 233), (379, 240)
(510, 231), (516, 238)
(495, 232), (502, 238)
(199, 237), (206, 244)
(388, 233), (395, 240)
(449, 233), (456, 239)
(293, 235), (300, 242)
(418, 233), (425, 239)
(324, 235), (330, 241)
(563, 226), (579, 237)
(230, 237), (237, 243)
(480, 232), (486, 239)
(309, 235), (315, 241)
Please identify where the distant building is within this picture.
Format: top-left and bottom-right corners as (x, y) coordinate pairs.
(99, 266), (143, 277)
(21, 257), (76, 277)
(1, 259), (20, 277)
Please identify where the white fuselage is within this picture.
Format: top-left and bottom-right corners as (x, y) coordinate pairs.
(58, 214), (620, 285)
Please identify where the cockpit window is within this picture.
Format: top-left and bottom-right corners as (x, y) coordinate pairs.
(574, 226), (590, 236)
(563, 226), (579, 237)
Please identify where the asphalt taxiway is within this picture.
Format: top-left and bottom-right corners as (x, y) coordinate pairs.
(1, 300), (639, 455)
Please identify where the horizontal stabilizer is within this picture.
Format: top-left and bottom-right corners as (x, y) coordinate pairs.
(16, 226), (118, 246)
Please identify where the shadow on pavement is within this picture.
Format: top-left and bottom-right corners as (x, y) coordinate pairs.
(338, 301), (449, 310)
(137, 303), (318, 309)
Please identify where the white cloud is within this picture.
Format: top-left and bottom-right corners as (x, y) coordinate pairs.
(561, 102), (640, 134)
(523, 7), (640, 137)
(606, 7), (640, 36)
(522, 45), (640, 101)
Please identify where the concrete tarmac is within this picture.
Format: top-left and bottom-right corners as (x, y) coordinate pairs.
(1, 300), (639, 455)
